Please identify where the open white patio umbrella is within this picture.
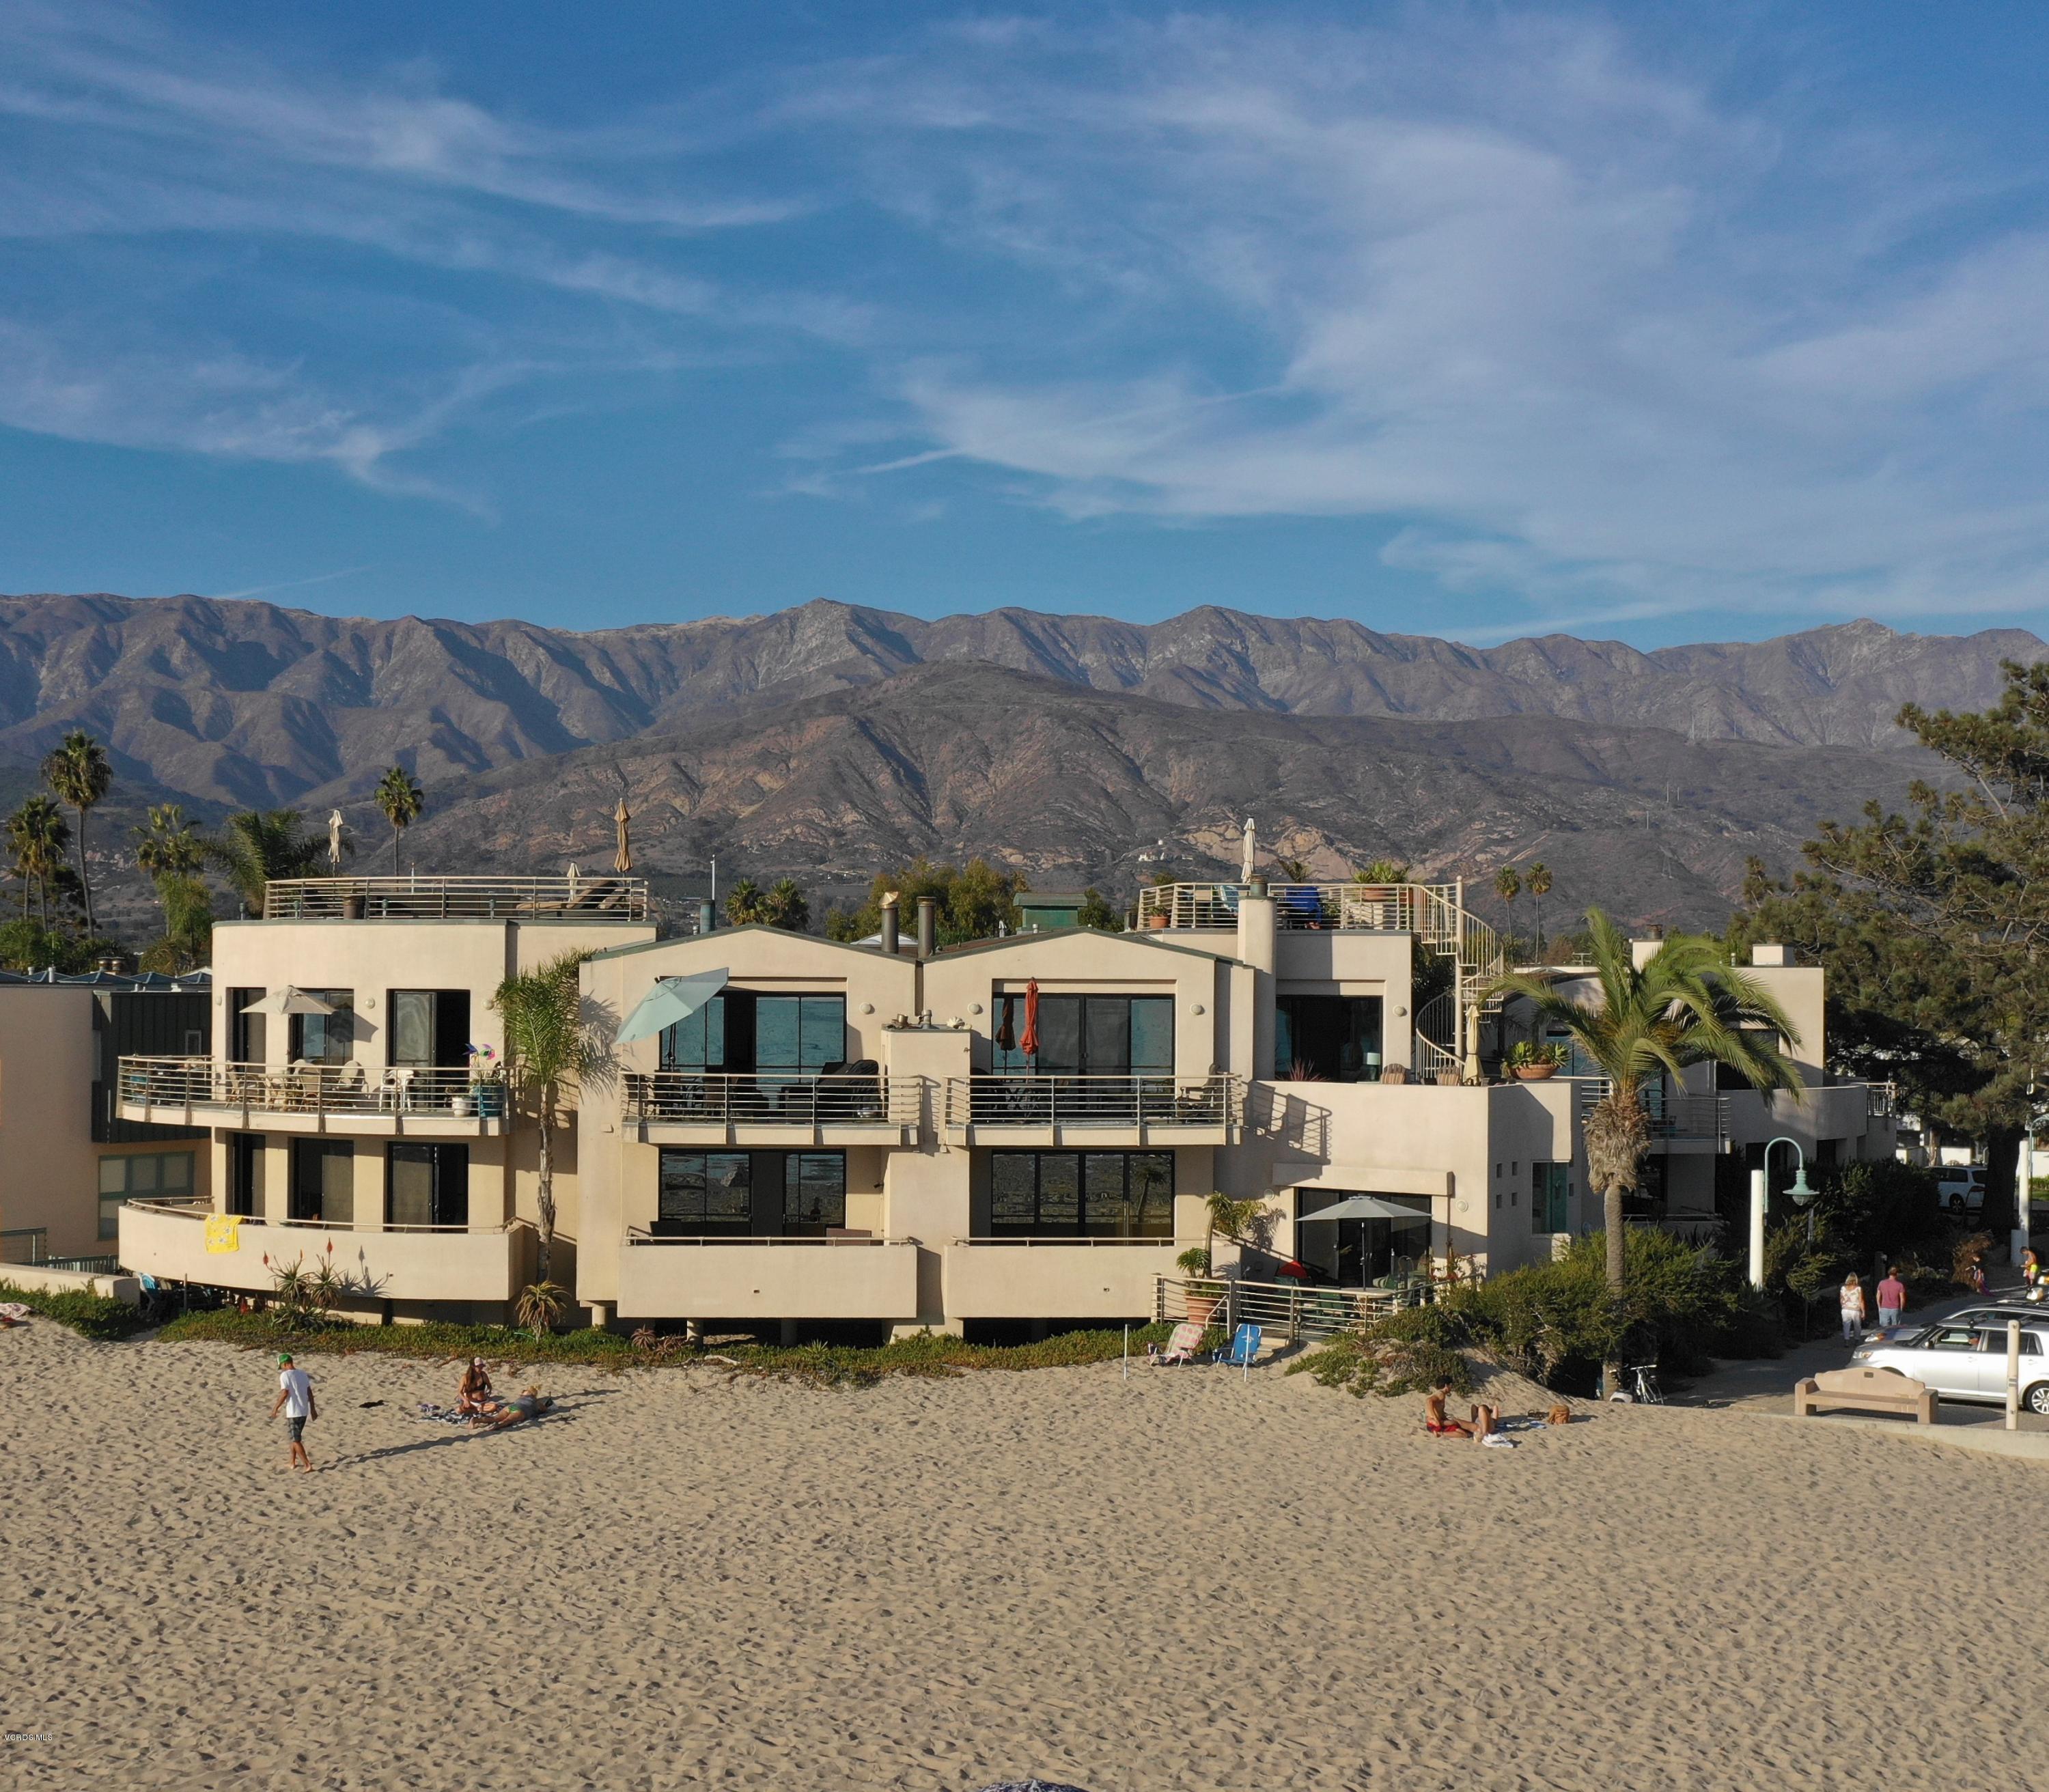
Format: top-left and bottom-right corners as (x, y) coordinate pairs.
(615, 971), (727, 1044)
(1294, 1195), (1430, 1223)
(238, 986), (335, 1016)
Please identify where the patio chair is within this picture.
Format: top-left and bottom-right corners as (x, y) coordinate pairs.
(1214, 1322), (1262, 1377)
(1148, 1321), (1205, 1366)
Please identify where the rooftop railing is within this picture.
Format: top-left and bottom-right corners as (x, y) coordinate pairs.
(1137, 880), (1438, 933)
(262, 874), (650, 923)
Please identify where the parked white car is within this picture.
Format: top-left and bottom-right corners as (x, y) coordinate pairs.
(1852, 1311), (2049, 1414)
(1935, 1164), (1988, 1215)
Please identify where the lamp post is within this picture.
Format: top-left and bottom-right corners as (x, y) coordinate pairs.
(1746, 1135), (1815, 1289)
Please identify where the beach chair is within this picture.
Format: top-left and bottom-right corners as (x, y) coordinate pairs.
(1214, 1322), (1262, 1379)
(1148, 1321), (1204, 1366)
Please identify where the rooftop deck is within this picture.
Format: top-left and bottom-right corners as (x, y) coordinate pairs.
(262, 875), (650, 923)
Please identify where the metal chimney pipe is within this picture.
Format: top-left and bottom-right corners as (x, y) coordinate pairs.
(880, 892), (900, 956)
(697, 898), (716, 934)
(917, 896), (937, 959)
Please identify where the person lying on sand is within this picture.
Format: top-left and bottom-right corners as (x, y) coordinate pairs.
(487, 1387), (554, 1427)
(1424, 1382), (1499, 1440)
(457, 1358), (494, 1416)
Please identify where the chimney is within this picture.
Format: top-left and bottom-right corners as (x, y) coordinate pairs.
(1750, 943), (1791, 967)
(880, 891), (900, 956)
(697, 898), (716, 934)
(917, 895), (937, 960)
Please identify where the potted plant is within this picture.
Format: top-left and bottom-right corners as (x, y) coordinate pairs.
(1509, 1040), (1568, 1081)
(466, 1044), (507, 1117)
(1176, 1245), (1225, 1325)
(1176, 1192), (1266, 1328)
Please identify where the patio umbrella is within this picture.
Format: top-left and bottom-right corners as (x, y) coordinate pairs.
(1019, 977), (1040, 1061)
(1294, 1195), (1433, 1223)
(613, 796), (632, 874)
(995, 994), (1015, 1054)
(239, 986), (335, 1017)
(615, 971), (727, 1044)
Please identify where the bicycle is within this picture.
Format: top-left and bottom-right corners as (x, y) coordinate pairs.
(1607, 1363), (1664, 1404)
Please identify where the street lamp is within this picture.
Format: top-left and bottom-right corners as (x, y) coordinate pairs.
(1746, 1136), (1813, 1289)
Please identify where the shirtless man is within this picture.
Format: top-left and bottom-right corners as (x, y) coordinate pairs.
(1424, 1380), (1499, 1440)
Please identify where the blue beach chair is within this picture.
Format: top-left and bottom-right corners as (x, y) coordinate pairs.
(1214, 1322), (1262, 1379)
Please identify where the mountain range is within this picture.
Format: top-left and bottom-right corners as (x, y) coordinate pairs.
(1, 591), (2031, 934)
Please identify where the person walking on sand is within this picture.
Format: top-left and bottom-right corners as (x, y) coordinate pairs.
(1838, 1272), (1868, 1343)
(269, 1352), (317, 1472)
(1876, 1267), (1908, 1332)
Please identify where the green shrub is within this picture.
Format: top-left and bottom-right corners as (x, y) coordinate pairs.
(1287, 1304), (1476, 1398)
(0, 1278), (152, 1341)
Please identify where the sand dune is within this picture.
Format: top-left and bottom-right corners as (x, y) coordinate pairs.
(3, 1321), (2039, 1791)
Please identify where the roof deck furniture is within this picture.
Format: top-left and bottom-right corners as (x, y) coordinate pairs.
(1793, 1367), (1938, 1423)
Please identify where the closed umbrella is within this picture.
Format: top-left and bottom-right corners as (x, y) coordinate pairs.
(613, 796), (632, 874)
(1020, 977), (1040, 1061)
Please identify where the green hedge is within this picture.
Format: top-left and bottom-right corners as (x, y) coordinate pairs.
(154, 1308), (1188, 1386)
(0, 1278), (154, 1341)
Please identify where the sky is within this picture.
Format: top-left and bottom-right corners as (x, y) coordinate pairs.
(2, 1), (2048, 648)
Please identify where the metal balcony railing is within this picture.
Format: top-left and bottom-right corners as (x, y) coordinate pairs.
(1574, 1078), (1728, 1144)
(622, 1070), (919, 1128)
(122, 1195), (520, 1236)
(119, 1056), (511, 1119)
(945, 1073), (1242, 1130)
(263, 875), (650, 922)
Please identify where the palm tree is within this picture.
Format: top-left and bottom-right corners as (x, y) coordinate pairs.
(135, 804), (211, 968)
(205, 810), (336, 918)
(7, 796), (71, 924)
(42, 731), (111, 931)
(1525, 861), (1552, 959)
(725, 878), (768, 925)
(1488, 910), (1802, 1383)
(1275, 856), (1314, 883)
(764, 878), (810, 932)
(491, 949), (601, 1283)
(373, 766), (424, 875)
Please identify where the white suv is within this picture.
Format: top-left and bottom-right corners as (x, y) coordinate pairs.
(1936, 1165), (1987, 1215)
(1852, 1308), (2049, 1414)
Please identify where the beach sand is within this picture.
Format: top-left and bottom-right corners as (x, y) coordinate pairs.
(4, 1321), (2040, 1791)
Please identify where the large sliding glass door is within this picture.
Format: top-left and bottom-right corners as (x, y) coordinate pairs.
(288, 1140), (354, 1224)
(1294, 1190), (1430, 1287)
(989, 1150), (1174, 1237)
(387, 1143), (470, 1229)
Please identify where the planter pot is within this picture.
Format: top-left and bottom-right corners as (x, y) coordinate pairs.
(342, 893), (365, 920)
(1513, 1064), (1559, 1081)
(1145, 914), (1168, 930)
(449, 1093), (472, 1117)
(473, 1084), (506, 1118)
(1185, 1289), (1222, 1327)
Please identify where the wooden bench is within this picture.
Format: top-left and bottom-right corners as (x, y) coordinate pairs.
(1794, 1367), (1938, 1425)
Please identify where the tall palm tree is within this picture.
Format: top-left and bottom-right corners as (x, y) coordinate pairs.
(1488, 910), (1802, 1380)
(7, 796), (71, 924)
(373, 766), (424, 875)
(204, 810), (335, 918)
(764, 878), (810, 932)
(1525, 861), (1552, 958)
(491, 949), (601, 1284)
(135, 804), (211, 967)
(42, 731), (111, 931)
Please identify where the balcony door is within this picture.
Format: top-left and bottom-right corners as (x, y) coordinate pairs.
(388, 1143), (470, 1229)
(289, 992), (354, 1066)
(1294, 1189), (1430, 1287)
(992, 994), (1173, 1076)
(388, 990), (473, 1067)
(229, 990), (266, 1064)
(288, 1139), (354, 1225)
(228, 1133), (267, 1218)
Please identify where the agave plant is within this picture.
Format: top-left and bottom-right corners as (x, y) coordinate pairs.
(268, 1254), (315, 1319)
(515, 1279), (571, 1339)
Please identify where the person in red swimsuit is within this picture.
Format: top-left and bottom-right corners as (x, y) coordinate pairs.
(1424, 1381), (1499, 1440)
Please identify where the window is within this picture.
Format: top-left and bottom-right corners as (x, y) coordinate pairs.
(992, 995), (1173, 1075)
(658, 993), (844, 1080)
(1274, 996), (1384, 1081)
(657, 1150), (752, 1233)
(988, 1151), (1173, 1236)
(1531, 1162), (1571, 1232)
(784, 1152), (847, 1231)
(228, 1134), (267, 1218)
(660, 996), (727, 1072)
(98, 1151), (194, 1238)
(289, 1139), (354, 1224)
(388, 1143), (470, 1229)
(229, 990), (267, 1064)
(290, 991), (354, 1066)
(1976, 1329), (2040, 1356)
(389, 990), (472, 1067)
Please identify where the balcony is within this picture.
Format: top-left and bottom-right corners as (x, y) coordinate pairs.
(117, 1057), (510, 1137)
(1575, 1080), (1727, 1151)
(262, 874), (650, 923)
(620, 1071), (921, 1146)
(943, 1073), (1241, 1146)
(1137, 880), (1460, 935)
(118, 1198), (525, 1304)
(615, 1233), (920, 1321)
(943, 1237), (1182, 1319)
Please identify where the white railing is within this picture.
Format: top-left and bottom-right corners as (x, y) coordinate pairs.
(264, 875), (650, 922)
(944, 1072), (1241, 1130)
(622, 1070), (917, 1128)
(1154, 1273), (1432, 1342)
(1138, 880), (1430, 932)
(624, 1231), (893, 1246)
(122, 1196), (518, 1235)
(120, 1056), (511, 1119)
(1867, 1080), (1898, 1120)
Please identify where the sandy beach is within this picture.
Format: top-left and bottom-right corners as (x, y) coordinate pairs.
(4, 1321), (2041, 1792)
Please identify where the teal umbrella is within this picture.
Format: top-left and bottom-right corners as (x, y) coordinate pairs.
(615, 971), (727, 1044)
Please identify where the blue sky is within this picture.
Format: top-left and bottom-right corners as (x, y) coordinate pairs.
(3, 1), (2048, 647)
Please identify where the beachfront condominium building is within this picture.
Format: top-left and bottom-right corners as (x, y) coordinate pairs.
(114, 871), (1896, 1332)
(0, 968), (213, 1271)
(115, 875), (654, 1320)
